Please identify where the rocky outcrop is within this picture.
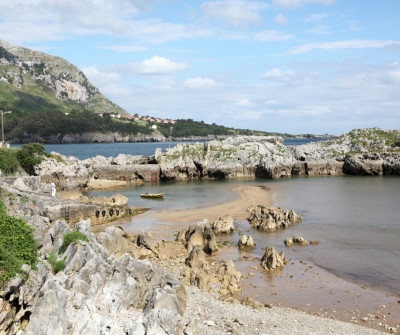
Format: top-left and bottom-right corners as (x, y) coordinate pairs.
(1, 218), (186, 335)
(211, 215), (234, 234)
(184, 246), (242, 295)
(260, 247), (286, 271)
(247, 206), (302, 232)
(176, 221), (217, 255)
(238, 235), (256, 249)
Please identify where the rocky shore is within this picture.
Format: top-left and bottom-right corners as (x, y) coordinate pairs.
(0, 176), (392, 334)
(1, 127), (399, 334)
(31, 128), (400, 194)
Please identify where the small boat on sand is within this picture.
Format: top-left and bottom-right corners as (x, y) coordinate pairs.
(140, 193), (165, 199)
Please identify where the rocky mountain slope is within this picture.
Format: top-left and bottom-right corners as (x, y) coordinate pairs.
(0, 39), (126, 115)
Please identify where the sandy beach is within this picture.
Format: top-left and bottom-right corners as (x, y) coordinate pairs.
(149, 184), (273, 223)
(136, 184), (400, 333)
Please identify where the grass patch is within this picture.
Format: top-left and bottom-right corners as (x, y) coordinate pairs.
(59, 231), (89, 254)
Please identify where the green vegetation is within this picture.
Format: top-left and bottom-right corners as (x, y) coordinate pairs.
(4, 109), (152, 140)
(0, 199), (38, 289)
(157, 119), (271, 138)
(0, 143), (48, 175)
(59, 231), (89, 254)
(47, 251), (66, 274)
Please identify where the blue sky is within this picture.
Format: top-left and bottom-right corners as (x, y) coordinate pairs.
(1, 0), (400, 135)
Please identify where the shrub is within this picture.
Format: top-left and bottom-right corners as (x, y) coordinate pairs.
(0, 211), (38, 289)
(22, 143), (49, 157)
(16, 149), (42, 175)
(59, 231), (89, 254)
(47, 251), (66, 273)
(0, 149), (19, 174)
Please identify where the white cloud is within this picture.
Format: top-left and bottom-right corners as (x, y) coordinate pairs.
(304, 13), (328, 22)
(0, 1), (214, 44)
(82, 66), (121, 86)
(272, 0), (335, 10)
(235, 98), (254, 106)
(99, 45), (148, 52)
(201, 0), (269, 27)
(290, 40), (400, 54)
(274, 13), (289, 25)
(261, 68), (297, 80)
(255, 30), (293, 42)
(183, 77), (221, 89)
(121, 56), (188, 75)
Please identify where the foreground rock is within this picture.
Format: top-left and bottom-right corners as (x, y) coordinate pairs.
(260, 246), (286, 271)
(238, 235), (256, 249)
(176, 221), (216, 254)
(248, 206), (302, 232)
(211, 215), (234, 234)
(1, 217), (186, 335)
(184, 246), (242, 295)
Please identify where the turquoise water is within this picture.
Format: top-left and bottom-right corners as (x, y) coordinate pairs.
(11, 138), (326, 160)
(89, 176), (400, 295)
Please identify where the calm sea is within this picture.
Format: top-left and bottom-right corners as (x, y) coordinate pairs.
(88, 176), (400, 295)
(11, 138), (326, 160)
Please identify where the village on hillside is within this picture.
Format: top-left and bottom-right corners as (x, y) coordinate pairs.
(94, 111), (176, 124)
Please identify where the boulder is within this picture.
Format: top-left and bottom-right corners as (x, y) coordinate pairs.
(238, 235), (256, 249)
(284, 237), (293, 247)
(211, 215), (234, 234)
(247, 206), (302, 232)
(310, 240), (320, 245)
(241, 297), (265, 310)
(184, 246), (242, 295)
(176, 222), (216, 255)
(260, 247), (285, 271)
(293, 236), (308, 246)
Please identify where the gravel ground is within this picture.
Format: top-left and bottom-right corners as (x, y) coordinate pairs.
(181, 286), (388, 335)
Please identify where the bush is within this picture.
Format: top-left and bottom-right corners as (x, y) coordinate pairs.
(0, 211), (38, 289)
(22, 143), (49, 157)
(0, 149), (19, 174)
(47, 251), (66, 273)
(59, 231), (89, 254)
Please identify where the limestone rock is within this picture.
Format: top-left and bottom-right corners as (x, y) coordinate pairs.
(184, 246), (242, 295)
(248, 206), (302, 232)
(211, 215), (234, 234)
(241, 297), (265, 310)
(260, 247), (285, 271)
(177, 222), (216, 255)
(310, 240), (320, 245)
(284, 237), (293, 247)
(293, 236), (308, 246)
(238, 235), (256, 249)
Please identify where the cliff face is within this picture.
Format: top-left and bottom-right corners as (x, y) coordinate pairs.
(0, 39), (126, 115)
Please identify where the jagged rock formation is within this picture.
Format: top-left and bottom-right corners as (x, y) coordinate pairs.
(0, 38), (125, 115)
(31, 128), (400, 193)
(184, 245), (242, 295)
(260, 247), (286, 271)
(247, 206), (303, 232)
(176, 221), (217, 255)
(238, 235), (256, 249)
(1, 218), (186, 335)
(211, 215), (234, 234)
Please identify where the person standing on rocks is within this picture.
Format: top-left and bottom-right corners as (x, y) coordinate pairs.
(51, 182), (56, 197)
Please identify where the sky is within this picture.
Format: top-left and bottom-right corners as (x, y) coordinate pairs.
(1, 0), (400, 135)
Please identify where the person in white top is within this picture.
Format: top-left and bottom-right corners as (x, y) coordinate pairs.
(51, 182), (56, 197)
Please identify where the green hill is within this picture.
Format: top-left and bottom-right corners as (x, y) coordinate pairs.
(0, 39), (126, 116)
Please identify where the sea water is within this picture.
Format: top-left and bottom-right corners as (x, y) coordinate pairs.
(88, 176), (400, 295)
(11, 138), (325, 160)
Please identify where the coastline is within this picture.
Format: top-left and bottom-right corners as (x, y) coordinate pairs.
(132, 184), (400, 333)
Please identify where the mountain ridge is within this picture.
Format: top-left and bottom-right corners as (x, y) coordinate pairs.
(0, 38), (126, 115)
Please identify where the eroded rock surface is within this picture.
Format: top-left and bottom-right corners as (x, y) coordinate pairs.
(176, 221), (216, 255)
(247, 206), (302, 232)
(260, 246), (285, 271)
(238, 235), (256, 249)
(211, 215), (234, 234)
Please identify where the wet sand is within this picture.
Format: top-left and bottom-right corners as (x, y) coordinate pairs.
(149, 184), (273, 223)
(131, 184), (400, 333)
